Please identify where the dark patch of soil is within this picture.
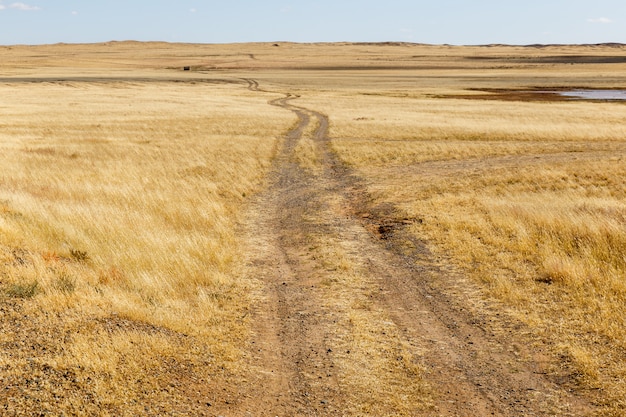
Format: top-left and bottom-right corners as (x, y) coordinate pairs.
(442, 87), (626, 102)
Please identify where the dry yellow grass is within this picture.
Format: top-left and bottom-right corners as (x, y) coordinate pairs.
(295, 53), (626, 414)
(1, 40), (626, 415)
(0, 70), (293, 413)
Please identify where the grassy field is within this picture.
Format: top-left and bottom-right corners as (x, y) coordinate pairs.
(301, 91), (626, 413)
(289, 45), (626, 414)
(0, 57), (293, 414)
(1, 41), (625, 415)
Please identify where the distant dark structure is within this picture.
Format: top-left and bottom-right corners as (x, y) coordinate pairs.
(183, 66), (191, 71)
(273, 43), (280, 47)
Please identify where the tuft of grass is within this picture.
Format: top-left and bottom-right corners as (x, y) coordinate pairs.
(69, 249), (89, 263)
(6, 281), (39, 299)
(54, 273), (76, 294)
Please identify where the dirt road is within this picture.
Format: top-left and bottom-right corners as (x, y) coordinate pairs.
(216, 79), (595, 416)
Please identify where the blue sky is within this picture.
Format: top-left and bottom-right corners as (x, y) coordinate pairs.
(0, 0), (625, 45)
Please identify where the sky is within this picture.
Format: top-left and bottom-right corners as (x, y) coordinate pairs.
(0, 0), (625, 46)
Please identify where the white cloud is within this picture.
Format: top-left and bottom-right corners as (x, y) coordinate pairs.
(190, 8), (197, 13)
(8, 2), (41, 11)
(587, 17), (612, 24)
(0, 5), (5, 10)
(71, 11), (78, 15)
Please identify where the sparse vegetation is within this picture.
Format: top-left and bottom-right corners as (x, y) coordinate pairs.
(6, 280), (39, 299)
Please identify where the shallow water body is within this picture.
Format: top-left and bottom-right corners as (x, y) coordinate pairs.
(559, 90), (626, 100)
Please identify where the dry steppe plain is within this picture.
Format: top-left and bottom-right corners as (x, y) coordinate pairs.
(0, 41), (625, 416)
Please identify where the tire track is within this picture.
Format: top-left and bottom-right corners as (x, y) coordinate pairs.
(229, 78), (595, 416)
(234, 80), (345, 415)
